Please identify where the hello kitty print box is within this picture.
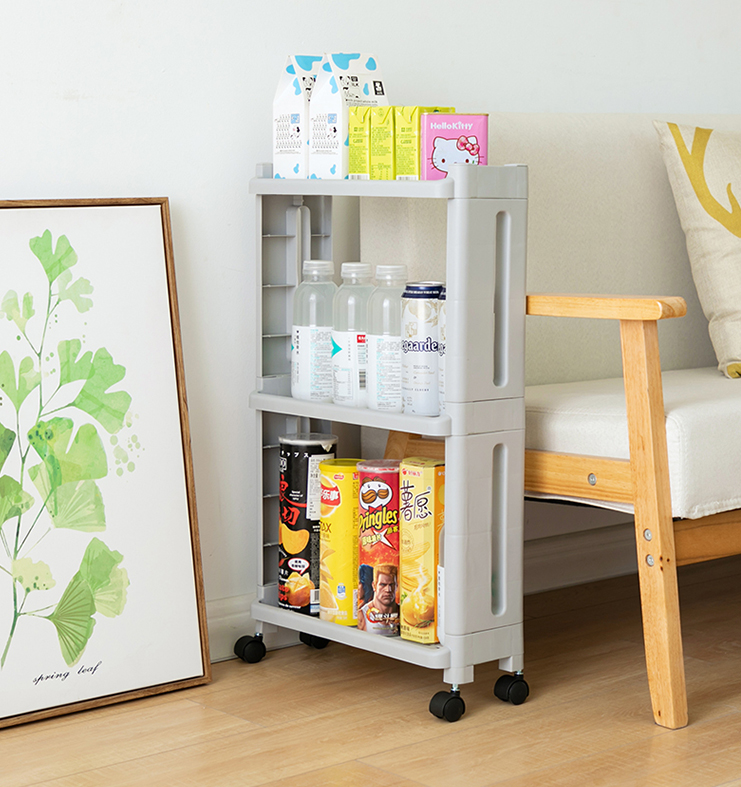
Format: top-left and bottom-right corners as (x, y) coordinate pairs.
(420, 113), (488, 180)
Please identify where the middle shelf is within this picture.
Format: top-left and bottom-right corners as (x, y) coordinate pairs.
(250, 388), (452, 436)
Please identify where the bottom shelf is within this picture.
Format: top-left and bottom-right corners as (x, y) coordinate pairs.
(251, 598), (451, 671)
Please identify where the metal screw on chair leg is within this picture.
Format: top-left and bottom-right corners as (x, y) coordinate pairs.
(588, 473), (597, 485)
(644, 529), (653, 541)
(646, 555), (655, 567)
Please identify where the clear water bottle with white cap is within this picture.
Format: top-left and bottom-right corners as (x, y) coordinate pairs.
(291, 260), (337, 402)
(332, 262), (374, 407)
(366, 264), (407, 412)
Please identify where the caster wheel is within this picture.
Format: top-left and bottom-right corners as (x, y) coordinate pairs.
(234, 635), (267, 664)
(494, 674), (530, 705)
(429, 690), (466, 722)
(299, 632), (329, 649)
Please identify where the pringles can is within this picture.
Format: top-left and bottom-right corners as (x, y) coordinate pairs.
(319, 458), (361, 625)
(357, 459), (401, 636)
(278, 433), (337, 615)
(402, 282), (443, 416)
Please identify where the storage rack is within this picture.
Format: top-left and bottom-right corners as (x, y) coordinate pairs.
(236, 163), (529, 721)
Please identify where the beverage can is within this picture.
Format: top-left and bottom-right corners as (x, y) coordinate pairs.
(319, 458), (361, 626)
(278, 433), (337, 615)
(357, 459), (401, 636)
(402, 282), (443, 416)
(438, 285), (446, 413)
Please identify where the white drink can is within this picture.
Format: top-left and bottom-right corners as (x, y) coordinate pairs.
(438, 286), (446, 413)
(401, 282), (443, 416)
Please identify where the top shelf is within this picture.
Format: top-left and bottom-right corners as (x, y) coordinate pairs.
(250, 163), (528, 201)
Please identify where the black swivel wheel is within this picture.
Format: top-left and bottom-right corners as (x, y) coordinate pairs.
(429, 690), (466, 722)
(494, 673), (530, 705)
(234, 634), (267, 664)
(299, 632), (330, 649)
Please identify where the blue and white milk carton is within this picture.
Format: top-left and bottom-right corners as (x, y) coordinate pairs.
(309, 54), (388, 179)
(273, 55), (324, 179)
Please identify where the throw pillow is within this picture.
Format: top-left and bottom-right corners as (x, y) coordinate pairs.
(654, 120), (741, 378)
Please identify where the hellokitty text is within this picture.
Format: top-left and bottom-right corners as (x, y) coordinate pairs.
(420, 114), (488, 181)
(431, 136), (481, 177)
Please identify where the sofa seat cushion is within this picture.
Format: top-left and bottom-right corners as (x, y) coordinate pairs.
(525, 366), (741, 519)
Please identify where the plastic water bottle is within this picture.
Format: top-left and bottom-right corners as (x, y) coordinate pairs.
(291, 260), (337, 402)
(332, 262), (374, 407)
(366, 264), (407, 412)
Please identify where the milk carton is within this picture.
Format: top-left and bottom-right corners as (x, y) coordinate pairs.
(273, 55), (324, 179)
(309, 53), (388, 179)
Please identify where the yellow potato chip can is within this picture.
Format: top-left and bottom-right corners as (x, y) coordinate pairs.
(319, 458), (361, 625)
(399, 457), (445, 643)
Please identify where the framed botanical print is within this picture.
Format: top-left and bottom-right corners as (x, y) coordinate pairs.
(0, 199), (210, 727)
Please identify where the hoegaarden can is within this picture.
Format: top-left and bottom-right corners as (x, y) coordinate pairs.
(401, 282), (443, 416)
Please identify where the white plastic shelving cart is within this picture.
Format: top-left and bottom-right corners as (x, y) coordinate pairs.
(236, 162), (529, 721)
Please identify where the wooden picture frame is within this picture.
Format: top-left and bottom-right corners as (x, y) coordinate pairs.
(0, 199), (210, 728)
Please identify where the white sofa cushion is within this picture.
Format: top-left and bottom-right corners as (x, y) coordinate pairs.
(525, 367), (741, 519)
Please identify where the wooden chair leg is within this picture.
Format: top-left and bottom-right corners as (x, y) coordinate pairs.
(620, 319), (688, 728)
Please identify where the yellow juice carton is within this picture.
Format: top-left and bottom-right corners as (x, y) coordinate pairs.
(399, 458), (445, 643)
(395, 107), (455, 180)
(319, 458), (361, 625)
(348, 106), (371, 180)
(370, 106), (395, 180)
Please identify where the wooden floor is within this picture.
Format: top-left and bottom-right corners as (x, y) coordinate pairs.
(5, 555), (741, 786)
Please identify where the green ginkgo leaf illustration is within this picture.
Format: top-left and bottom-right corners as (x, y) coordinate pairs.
(93, 566), (128, 618)
(47, 573), (96, 666)
(29, 231), (78, 284)
(28, 470), (106, 531)
(56, 270), (93, 313)
(58, 339), (93, 386)
(0, 352), (41, 411)
(0, 290), (35, 333)
(79, 538), (128, 617)
(12, 558), (55, 593)
(71, 349), (131, 434)
(1, 230), (132, 671)
(0, 423), (15, 473)
(0, 475), (35, 525)
(28, 418), (108, 493)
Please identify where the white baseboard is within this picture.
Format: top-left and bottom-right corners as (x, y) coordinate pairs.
(205, 593), (300, 662)
(523, 521), (637, 594)
(206, 523), (639, 662)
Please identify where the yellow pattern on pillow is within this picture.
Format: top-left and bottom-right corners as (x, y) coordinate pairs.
(655, 121), (741, 378)
(668, 124), (741, 238)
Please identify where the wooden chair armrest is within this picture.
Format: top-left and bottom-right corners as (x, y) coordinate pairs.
(526, 294), (686, 321)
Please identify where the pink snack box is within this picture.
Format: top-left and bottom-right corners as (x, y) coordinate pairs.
(420, 113), (488, 180)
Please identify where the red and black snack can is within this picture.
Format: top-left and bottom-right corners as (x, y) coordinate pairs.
(278, 433), (337, 615)
(357, 459), (401, 636)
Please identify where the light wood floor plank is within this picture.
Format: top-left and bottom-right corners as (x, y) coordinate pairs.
(5, 553), (741, 787)
(0, 700), (258, 787)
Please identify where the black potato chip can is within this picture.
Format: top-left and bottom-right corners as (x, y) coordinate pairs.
(278, 433), (337, 615)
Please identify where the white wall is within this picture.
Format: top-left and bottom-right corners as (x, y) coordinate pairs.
(2, 0), (740, 658)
